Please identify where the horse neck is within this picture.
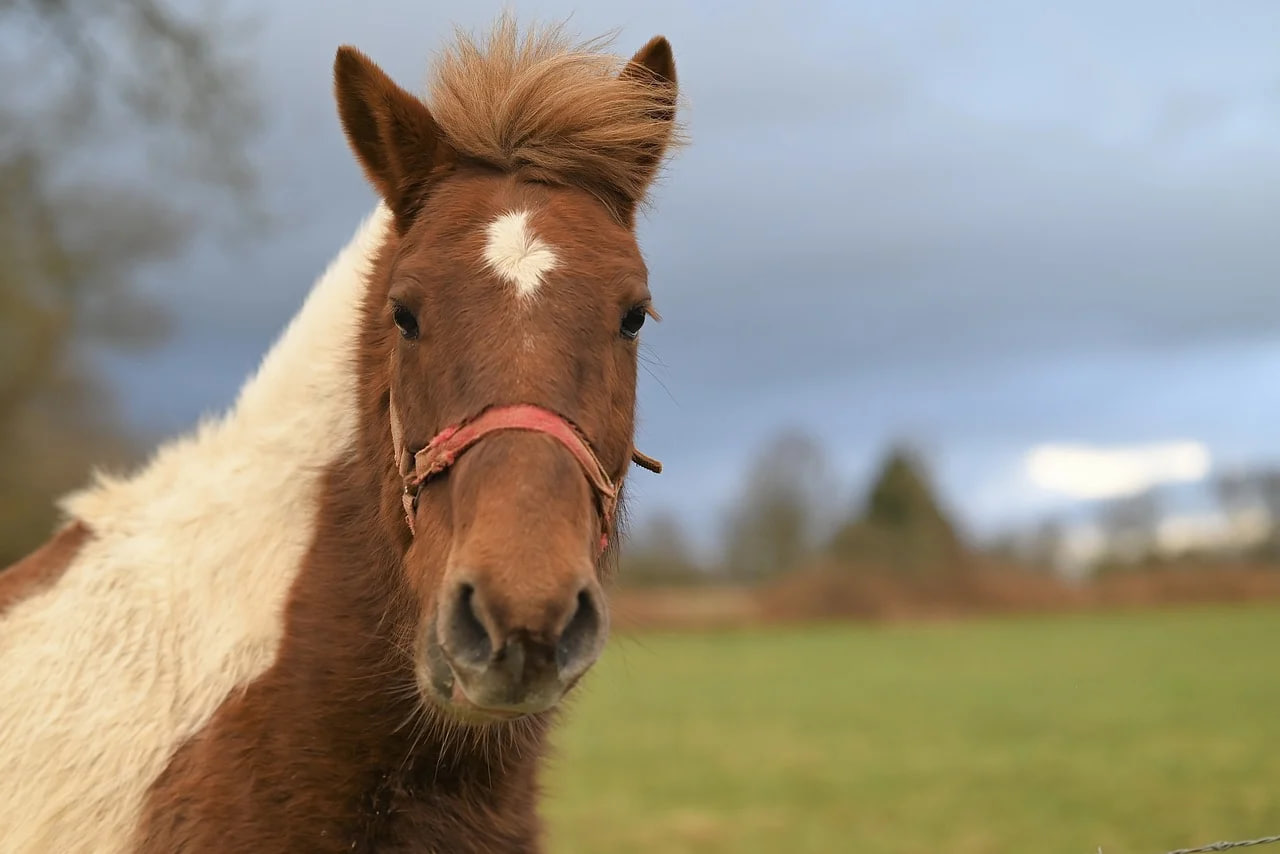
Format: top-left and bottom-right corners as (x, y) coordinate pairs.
(239, 416), (554, 848)
(243, 227), (558, 844)
(137, 334), (553, 852)
(134, 446), (552, 851)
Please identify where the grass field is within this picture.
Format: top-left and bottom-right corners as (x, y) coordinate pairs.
(544, 605), (1280, 854)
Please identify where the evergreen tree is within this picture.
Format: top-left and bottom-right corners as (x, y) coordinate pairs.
(830, 445), (965, 575)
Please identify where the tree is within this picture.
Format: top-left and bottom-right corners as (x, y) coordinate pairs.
(0, 0), (260, 563)
(720, 430), (841, 581)
(619, 510), (704, 586)
(1095, 489), (1161, 568)
(1024, 518), (1066, 572)
(829, 445), (965, 575)
(1215, 471), (1258, 521)
(1234, 470), (1280, 561)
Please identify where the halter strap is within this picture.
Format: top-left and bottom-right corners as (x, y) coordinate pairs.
(389, 386), (661, 553)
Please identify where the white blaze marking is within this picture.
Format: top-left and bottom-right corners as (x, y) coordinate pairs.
(483, 209), (558, 298)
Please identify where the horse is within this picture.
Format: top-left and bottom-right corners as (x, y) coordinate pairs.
(0, 18), (681, 853)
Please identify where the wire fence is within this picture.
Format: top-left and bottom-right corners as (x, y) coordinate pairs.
(1100, 835), (1280, 854)
(1163, 837), (1280, 854)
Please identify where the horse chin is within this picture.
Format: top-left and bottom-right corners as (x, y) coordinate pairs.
(413, 625), (552, 727)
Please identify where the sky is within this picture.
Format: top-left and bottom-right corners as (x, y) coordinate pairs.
(101, 0), (1280, 550)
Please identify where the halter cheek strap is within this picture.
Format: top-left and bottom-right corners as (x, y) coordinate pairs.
(389, 387), (661, 554)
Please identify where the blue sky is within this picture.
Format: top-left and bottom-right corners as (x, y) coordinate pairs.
(103, 1), (1280, 548)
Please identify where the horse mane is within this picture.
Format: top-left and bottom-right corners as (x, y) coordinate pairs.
(427, 16), (685, 213)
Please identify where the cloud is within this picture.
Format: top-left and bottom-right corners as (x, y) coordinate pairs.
(1024, 441), (1211, 501)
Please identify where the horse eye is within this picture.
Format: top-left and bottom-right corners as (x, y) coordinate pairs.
(620, 306), (646, 340)
(392, 304), (420, 340)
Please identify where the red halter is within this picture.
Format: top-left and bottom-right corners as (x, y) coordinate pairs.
(389, 392), (661, 554)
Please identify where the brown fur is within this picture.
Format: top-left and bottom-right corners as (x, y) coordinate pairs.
(138, 19), (680, 852)
(136, 436), (551, 852)
(427, 15), (683, 225)
(0, 521), (90, 617)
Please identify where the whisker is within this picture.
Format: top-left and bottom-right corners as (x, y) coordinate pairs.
(639, 348), (677, 405)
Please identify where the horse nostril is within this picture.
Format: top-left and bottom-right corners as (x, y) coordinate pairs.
(556, 587), (603, 677)
(444, 582), (493, 667)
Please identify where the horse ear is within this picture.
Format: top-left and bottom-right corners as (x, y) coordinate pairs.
(333, 46), (456, 229)
(622, 36), (676, 89)
(616, 36), (679, 221)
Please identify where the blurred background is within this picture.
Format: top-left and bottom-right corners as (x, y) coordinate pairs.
(3, 2), (1279, 852)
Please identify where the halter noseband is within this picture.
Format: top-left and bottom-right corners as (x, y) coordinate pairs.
(389, 391), (661, 554)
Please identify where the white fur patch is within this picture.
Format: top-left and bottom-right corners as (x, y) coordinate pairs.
(482, 209), (558, 298)
(0, 205), (390, 853)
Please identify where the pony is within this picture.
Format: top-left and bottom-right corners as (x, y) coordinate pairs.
(0, 17), (681, 853)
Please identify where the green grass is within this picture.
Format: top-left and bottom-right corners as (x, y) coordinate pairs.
(544, 605), (1280, 854)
